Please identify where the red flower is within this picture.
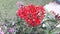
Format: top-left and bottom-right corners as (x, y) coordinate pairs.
(17, 4), (45, 27)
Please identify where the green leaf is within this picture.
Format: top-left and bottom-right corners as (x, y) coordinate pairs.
(51, 28), (60, 34)
(45, 22), (51, 30)
(42, 19), (57, 28)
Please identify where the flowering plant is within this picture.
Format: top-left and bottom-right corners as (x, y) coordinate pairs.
(17, 4), (45, 27)
(0, 1), (60, 34)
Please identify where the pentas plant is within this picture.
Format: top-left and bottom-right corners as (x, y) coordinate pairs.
(17, 4), (45, 27)
(15, 2), (60, 34)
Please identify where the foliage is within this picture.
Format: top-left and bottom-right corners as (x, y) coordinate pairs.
(0, 0), (60, 34)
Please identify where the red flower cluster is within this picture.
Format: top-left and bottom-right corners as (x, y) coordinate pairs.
(17, 4), (45, 27)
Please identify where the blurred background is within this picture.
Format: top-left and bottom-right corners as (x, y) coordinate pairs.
(0, 0), (53, 19)
(0, 0), (60, 34)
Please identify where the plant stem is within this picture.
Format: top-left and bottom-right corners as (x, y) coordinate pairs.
(29, 27), (33, 34)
